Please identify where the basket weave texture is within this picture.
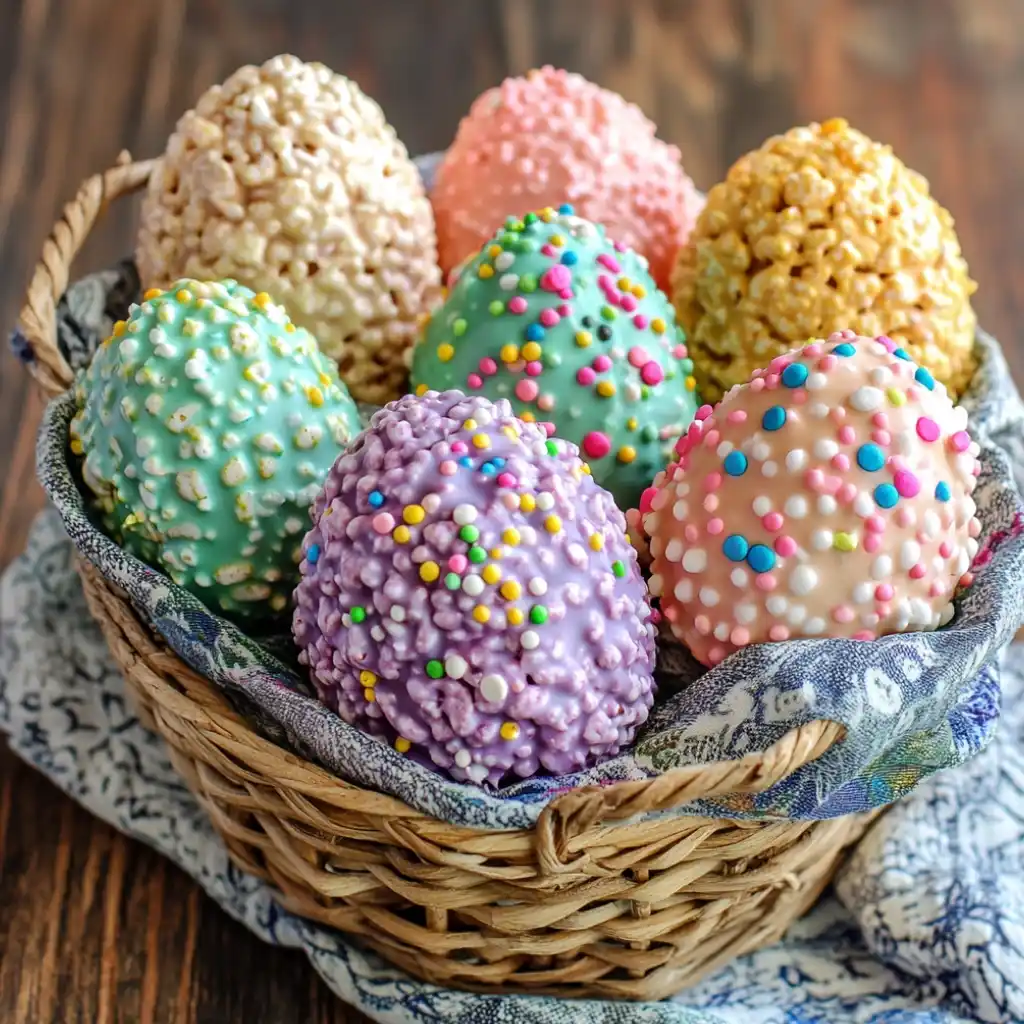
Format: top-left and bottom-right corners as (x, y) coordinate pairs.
(17, 155), (874, 1001)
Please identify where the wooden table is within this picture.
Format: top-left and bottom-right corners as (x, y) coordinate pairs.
(1, 0), (1022, 1019)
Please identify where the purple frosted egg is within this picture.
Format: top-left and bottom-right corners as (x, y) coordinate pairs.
(292, 389), (657, 787)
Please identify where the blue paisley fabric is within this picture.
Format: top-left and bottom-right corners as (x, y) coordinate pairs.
(2, 507), (1024, 1023)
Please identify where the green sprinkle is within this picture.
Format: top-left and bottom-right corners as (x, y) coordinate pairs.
(426, 659), (444, 679)
(600, 305), (617, 321)
(680, 358), (694, 374)
(459, 524), (480, 543)
(612, 560), (626, 578)
(488, 300), (504, 316)
(500, 232), (518, 248)
(545, 440), (559, 456)
(453, 318), (468, 337)
(350, 606), (366, 623)
(544, 352), (562, 368)
(445, 572), (461, 590)
(529, 605), (549, 625)
(519, 274), (538, 293)
(468, 545), (487, 563)
(641, 385), (651, 400)
(523, 212), (538, 225)
(504, 216), (518, 228)
(640, 425), (657, 443)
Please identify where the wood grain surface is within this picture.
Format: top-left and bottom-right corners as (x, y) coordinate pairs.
(1, 0), (1023, 1019)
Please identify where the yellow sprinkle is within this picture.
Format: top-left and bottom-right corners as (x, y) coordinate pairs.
(685, 376), (697, 391)
(631, 284), (647, 299)
(508, 607), (525, 626)
(364, 688), (376, 702)
(395, 737), (411, 753)
(502, 425), (520, 442)
(318, 372), (332, 387)
(415, 383), (429, 396)
(834, 532), (857, 552)
(500, 581), (521, 601)
(596, 381), (616, 398)
(478, 264), (495, 280)
(500, 721), (520, 741)
(472, 433), (490, 449)
(502, 527), (521, 546)
(500, 343), (520, 364)
(419, 560), (440, 583)
(403, 504), (426, 525)
(887, 387), (907, 407)
(142, 287), (162, 301)
(617, 276), (631, 291)
(490, 547), (503, 559)
(519, 494), (536, 513)
(360, 670), (377, 686)
(521, 341), (542, 362)
(575, 330), (592, 348)
(488, 244), (502, 258)
(821, 116), (848, 134)
(463, 418), (477, 430)
(482, 564), (502, 585)
(540, 207), (555, 222)
(589, 532), (604, 551)
(651, 318), (666, 334)
(70, 438), (84, 455)
(284, 322), (296, 333)
(472, 605), (491, 624)
(305, 386), (324, 407)
(544, 515), (562, 534)
(618, 445), (637, 464)
(521, 411), (536, 423)
(393, 525), (411, 544)
(581, 463), (591, 475)
(437, 342), (455, 362)
(626, 417), (638, 431)
(175, 289), (192, 303)
(112, 319), (127, 337)
(253, 291), (273, 309)
(549, 234), (564, 247)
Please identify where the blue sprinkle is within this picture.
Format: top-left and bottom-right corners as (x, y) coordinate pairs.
(831, 342), (856, 357)
(762, 405), (787, 431)
(558, 203), (574, 214)
(459, 456), (474, 468)
(781, 362), (809, 388)
(894, 348), (912, 361)
(723, 535), (749, 562)
(723, 451), (748, 476)
(915, 366), (935, 391)
(747, 544), (776, 574)
(935, 481), (951, 502)
(306, 544), (320, 564)
(560, 251), (578, 265)
(9, 330), (34, 363)
(874, 483), (899, 508)
(491, 456), (506, 468)
(525, 323), (545, 342)
(480, 462), (497, 475)
(368, 490), (385, 508)
(856, 443), (885, 472)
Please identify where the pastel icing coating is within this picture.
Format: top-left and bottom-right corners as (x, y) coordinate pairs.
(70, 279), (361, 621)
(432, 66), (704, 289)
(410, 206), (701, 511)
(643, 331), (982, 667)
(292, 390), (656, 786)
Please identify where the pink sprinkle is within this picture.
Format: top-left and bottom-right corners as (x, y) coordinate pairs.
(951, 430), (971, 452)
(707, 517), (724, 535)
(916, 416), (940, 442)
(727, 409), (748, 424)
(961, 572), (975, 587)
(831, 406), (846, 424)
(893, 470), (921, 498)
(582, 431), (612, 459)
(451, 441), (468, 454)
(633, 314), (649, 329)
(696, 404), (713, 421)
(929, 581), (946, 598)
(871, 430), (891, 447)
(576, 367), (596, 386)
(673, 344), (688, 359)
(750, 377), (767, 393)
(542, 421), (555, 437)
(866, 516), (886, 533)
(823, 475), (843, 495)
(538, 308), (560, 327)
(540, 244), (556, 257)
(896, 506), (915, 528)
(872, 412), (889, 429)
(515, 379), (539, 402)
(628, 347), (649, 368)
(838, 425), (856, 445)
(832, 605), (855, 624)
(558, 304), (572, 316)
(806, 469), (826, 492)
(852, 630), (876, 642)
(792, 389), (808, 406)
(940, 540), (953, 558)
(704, 472), (722, 492)
(620, 294), (638, 313)
(479, 357), (498, 375)
(684, 524), (699, 543)
(909, 563), (926, 580)
(864, 534), (882, 553)
(525, 361), (543, 376)
(497, 472), (517, 488)
(703, 494), (720, 513)
(372, 513), (395, 534)
(507, 296), (528, 315)
(708, 646), (726, 665)
(876, 602), (891, 618)
(803, 343), (823, 357)
(540, 265), (571, 292)
(769, 624), (790, 642)
(593, 354), (613, 373)
(597, 274), (614, 293)
(765, 373), (781, 389)
(639, 487), (658, 514)
(763, 512), (784, 532)
(559, 288), (573, 300)
(467, 373), (483, 389)
(448, 554), (468, 573)
(775, 535), (797, 557)
(703, 429), (721, 449)
(838, 482), (858, 504)
(694, 615), (710, 636)
(832, 453), (851, 472)
(674, 435), (691, 456)
(597, 253), (621, 272)
(730, 627), (751, 647)
(614, 240), (627, 252)
(819, 354), (838, 372)
(756, 574), (778, 592)
(877, 334), (896, 352)
(875, 583), (894, 601)
(641, 362), (665, 386)
(768, 355), (792, 373)
(535, 392), (554, 411)
(439, 460), (457, 476)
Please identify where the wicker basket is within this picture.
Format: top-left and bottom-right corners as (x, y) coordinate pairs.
(17, 155), (876, 1002)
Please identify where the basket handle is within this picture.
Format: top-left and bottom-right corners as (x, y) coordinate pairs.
(16, 153), (156, 398)
(535, 718), (845, 874)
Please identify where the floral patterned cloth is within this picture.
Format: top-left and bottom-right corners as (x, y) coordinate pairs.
(2, 507), (1023, 1022)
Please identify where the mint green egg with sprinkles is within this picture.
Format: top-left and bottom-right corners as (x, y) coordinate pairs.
(70, 279), (361, 623)
(410, 205), (700, 510)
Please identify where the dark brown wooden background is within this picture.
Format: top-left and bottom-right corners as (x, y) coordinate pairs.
(1, 0), (1023, 1020)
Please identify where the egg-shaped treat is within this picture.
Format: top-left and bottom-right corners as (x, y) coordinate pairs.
(70, 279), (361, 621)
(643, 331), (982, 667)
(410, 206), (701, 511)
(432, 66), (703, 290)
(292, 390), (657, 786)
(672, 119), (978, 403)
(136, 54), (442, 404)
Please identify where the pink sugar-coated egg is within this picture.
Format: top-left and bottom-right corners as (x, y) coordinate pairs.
(643, 331), (983, 667)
